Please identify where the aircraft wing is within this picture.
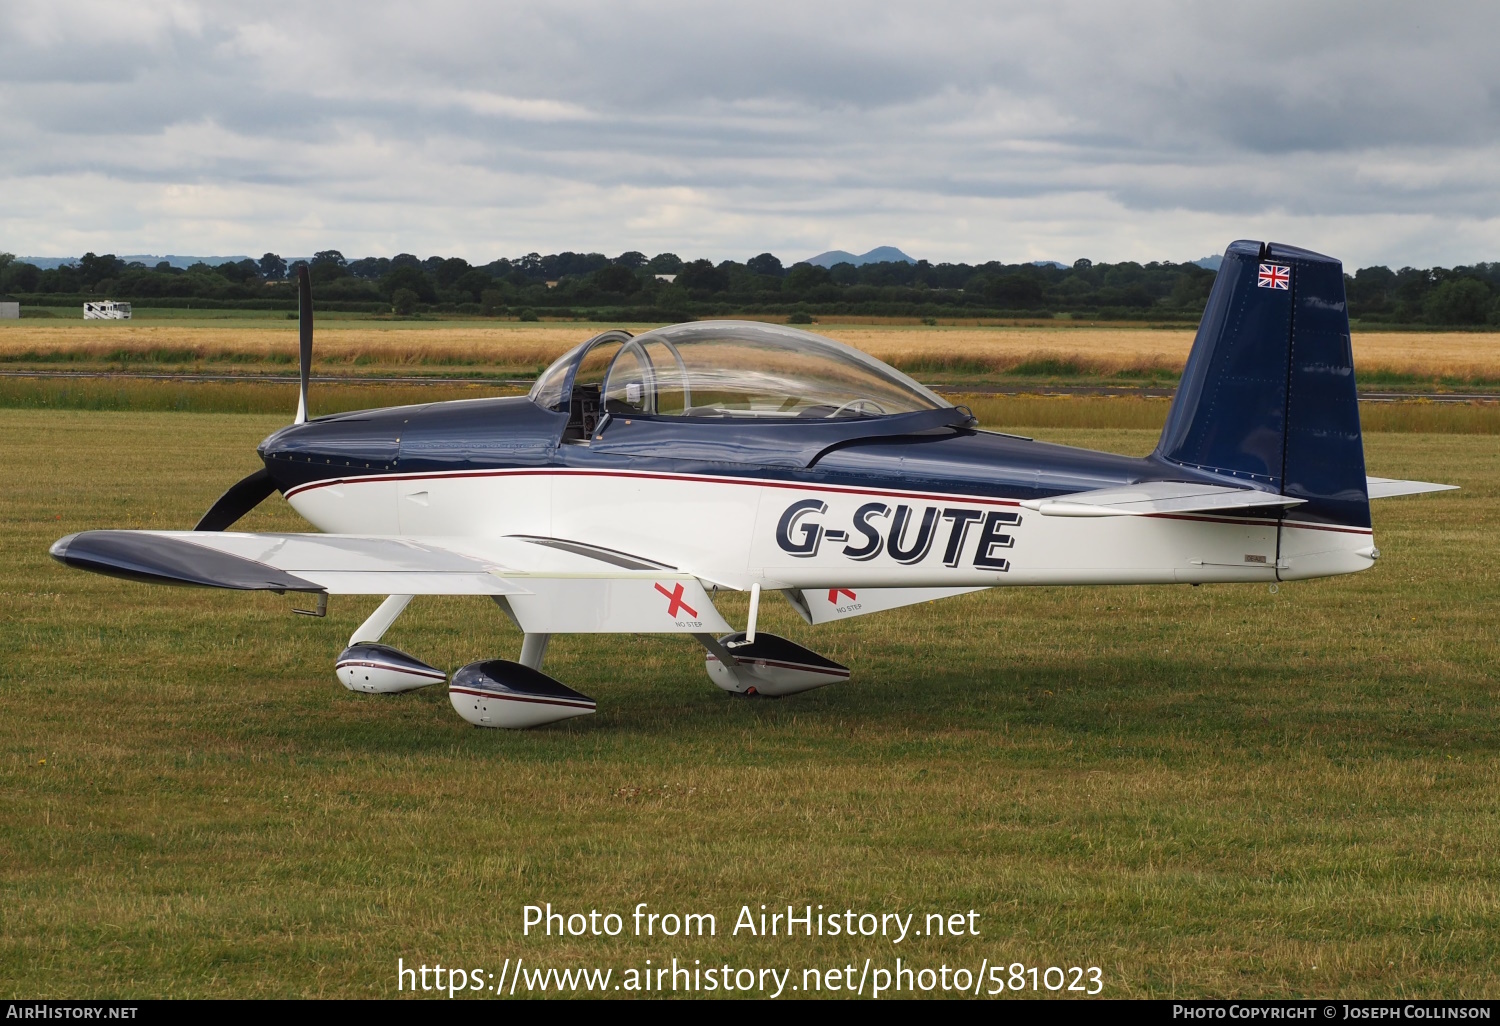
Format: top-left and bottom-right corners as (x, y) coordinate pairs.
(1365, 476), (1459, 499)
(49, 530), (732, 634)
(1019, 481), (1304, 517)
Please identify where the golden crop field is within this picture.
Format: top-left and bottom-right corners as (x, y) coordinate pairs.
(3, 319), (1500, 382)
(837, 326), (1500, 381)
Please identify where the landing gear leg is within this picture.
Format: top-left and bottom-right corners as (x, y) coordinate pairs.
(519, 633), (551, 670)
(492, 595), (552, 671)
(350, 594), (414, 645)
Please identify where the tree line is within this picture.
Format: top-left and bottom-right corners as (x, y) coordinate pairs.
(2, 249), (1498, 325)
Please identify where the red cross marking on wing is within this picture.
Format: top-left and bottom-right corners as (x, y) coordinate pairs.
(654, 581), (698, 619)
(828, 588), (857, 603)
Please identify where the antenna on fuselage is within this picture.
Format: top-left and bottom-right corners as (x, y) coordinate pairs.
(293, 264), (312, 424)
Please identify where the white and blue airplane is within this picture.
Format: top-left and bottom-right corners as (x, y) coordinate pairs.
(51, 241), (1453, 729)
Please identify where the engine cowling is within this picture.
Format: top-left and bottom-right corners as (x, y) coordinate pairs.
(449, 659), (596, 729)
(336, 643), (446, 694)
(705, 632), (850, 697)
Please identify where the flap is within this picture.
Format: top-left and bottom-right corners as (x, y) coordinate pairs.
(505, 578), (731, 633)
(1019, 481), (1304, 517)
(786, 585), (989, 625)
(1366, 476), (1459, 499)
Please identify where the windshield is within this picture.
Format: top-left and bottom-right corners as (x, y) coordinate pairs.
(530, 342), (585, 411)
(531, 321), (945, 420)
(530, 331), (632, 412)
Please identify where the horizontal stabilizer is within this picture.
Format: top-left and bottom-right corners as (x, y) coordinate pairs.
(1366, 476), (1458, 499)
(1020, 481), (1303, 518)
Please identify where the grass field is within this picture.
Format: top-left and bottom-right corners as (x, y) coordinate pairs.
(5, 319), (1500, 387)
(1, 404), (1496, 998)
(2, 376), (1497, 436)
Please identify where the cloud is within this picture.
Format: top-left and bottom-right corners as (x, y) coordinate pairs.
(1, 0), (1497, 266)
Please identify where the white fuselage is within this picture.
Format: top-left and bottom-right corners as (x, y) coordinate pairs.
(285, 466), (1376, 590)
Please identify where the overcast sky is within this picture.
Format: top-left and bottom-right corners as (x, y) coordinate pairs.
(2, 1), (1497, 267)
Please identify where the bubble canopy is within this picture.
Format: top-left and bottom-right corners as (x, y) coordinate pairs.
(529, 321), (948, 421)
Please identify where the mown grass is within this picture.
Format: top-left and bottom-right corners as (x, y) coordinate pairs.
(961, 394), (1500, 435)
(0, 377), (522, 416)
(2, 376), (1496, 434)
(1, 409), (1496, 998)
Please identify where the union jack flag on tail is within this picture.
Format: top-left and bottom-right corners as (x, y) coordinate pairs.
(1257, 263), (1290, 289)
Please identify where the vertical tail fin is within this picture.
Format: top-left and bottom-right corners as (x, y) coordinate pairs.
(1154, 240), (1368, 528)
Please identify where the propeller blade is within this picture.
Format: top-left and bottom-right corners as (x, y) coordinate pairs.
(294, 264), (312, 424)
(193, 468), (278, 532)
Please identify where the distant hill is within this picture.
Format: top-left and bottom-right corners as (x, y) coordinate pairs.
(803, 246), (916, 268)
(1032, 260), (1071, 270)
(16, 257), (82, 270)
(1193, 254), (1223, 270)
